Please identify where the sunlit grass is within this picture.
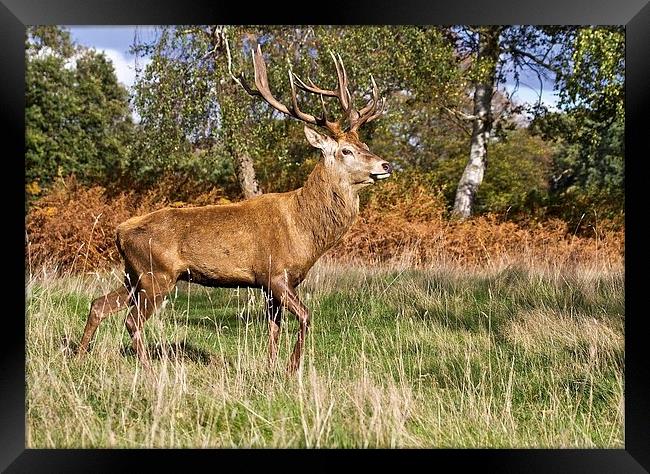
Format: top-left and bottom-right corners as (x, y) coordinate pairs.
(25, 260), (624, 448)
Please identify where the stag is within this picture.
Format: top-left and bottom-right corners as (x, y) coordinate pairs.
(77, 45), (392, 372)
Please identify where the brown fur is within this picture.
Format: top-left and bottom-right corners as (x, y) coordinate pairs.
(77, 127), (391, 372)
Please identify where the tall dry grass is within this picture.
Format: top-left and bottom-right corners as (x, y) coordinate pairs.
(26, 258), (624, 448)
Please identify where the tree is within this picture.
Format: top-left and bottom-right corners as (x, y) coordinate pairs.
(450, 26), (502, 219)
(530, 26), (624, 222)
(25, 26), (133, 196)
(131, 26), (264, 198)
(445, 26), (576, 219)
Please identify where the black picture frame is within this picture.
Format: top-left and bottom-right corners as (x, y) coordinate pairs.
(3, 0), (648, 471)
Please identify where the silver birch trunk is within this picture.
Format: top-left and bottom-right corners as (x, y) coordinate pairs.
(452, 28), (500, 219)
(233, 151), (262, 199)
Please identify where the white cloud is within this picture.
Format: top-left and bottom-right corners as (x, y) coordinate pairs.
(30, 43), (150, 122)
(95, 48), (152, 122)
(98, 48), (151, 90)
(42, 46), (151, 90)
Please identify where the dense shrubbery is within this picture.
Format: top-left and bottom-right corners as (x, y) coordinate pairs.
(25, 25), (624, 272)
(428, 129), (554, 217)
(26, 27), (133, 198)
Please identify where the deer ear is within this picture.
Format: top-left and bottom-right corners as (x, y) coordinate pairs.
(304, 126), (337, 156)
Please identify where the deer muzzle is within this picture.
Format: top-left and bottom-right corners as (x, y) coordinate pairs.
(370, 161), (393, 181)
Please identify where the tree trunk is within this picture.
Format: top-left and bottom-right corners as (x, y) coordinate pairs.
(208, 26), (262, 200)
(233, 150), (261, 199)
(452, 27), (500, 219)
(220, 92), (262, 200)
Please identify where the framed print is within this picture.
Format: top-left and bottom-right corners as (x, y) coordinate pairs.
(3, 0), (648, 471)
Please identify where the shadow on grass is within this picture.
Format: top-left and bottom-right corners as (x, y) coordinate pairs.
(174, 312), (252, 331)
(120, 341), (215, 365)
(60, 334), (214, 365)
(61, 334), (78, 356)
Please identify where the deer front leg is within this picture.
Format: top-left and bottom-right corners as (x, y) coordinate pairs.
(124, 292), (156, 369)
(78, 286), (132, 354)
(263, 290), (283, 366)
(268, 278), (310, 374)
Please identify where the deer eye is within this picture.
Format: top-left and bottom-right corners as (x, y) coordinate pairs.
(341, 148), (353, 156)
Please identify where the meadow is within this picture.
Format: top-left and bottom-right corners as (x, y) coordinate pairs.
(26, 258), (624, 448)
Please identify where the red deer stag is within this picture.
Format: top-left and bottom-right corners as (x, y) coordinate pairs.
(77, 45), (392, 372)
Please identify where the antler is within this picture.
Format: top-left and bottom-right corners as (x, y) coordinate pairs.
(349, 74), (386, 132)
(236, 44), (385, 135)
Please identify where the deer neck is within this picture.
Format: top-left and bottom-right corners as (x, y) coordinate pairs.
(293, 162), (359, 256)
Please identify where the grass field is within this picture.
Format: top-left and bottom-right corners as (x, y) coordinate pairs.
(26, 259), (624, 448)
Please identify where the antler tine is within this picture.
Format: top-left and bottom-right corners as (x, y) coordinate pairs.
(291, 73), (347, 123)
(235, 43), (383, 135)
(336, 54), (351, 108)
(365, 97), (386, 122)
(249, 45), (292, 117)
(291, 72), (338, 97)
(349, 74), (385, 131)
(335, 53), (360, 123)
(290, 53), (350, 108)
(331, 52), (351, 112)
(290, 51), (357, 122)
(288, 69), (326, 125)
(357, 75), (380, 117)
(319, 94), (330, 122)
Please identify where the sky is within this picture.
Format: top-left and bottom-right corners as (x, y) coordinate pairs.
(67, 26), (560, 112)
(68, 26), (156, 89)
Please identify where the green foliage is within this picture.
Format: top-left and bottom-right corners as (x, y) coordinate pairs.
(429, 129), (554, 215)
(558, 27), (624, 121)
(476, 131), (553, 215)
(531, 26), (624, 223)
(25, 26), (133, 197)
(130, 28), (215, 182)
(534, 112), (624, 223)
(26, 25), (75, 57)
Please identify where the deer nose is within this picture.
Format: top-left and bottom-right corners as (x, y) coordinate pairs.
(381, 162), (393, 173)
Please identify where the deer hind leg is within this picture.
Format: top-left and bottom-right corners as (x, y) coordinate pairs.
(268, 278), (310, 374)
(263, 289), (283, 366)
(78, 286), (132, 354)
(124, 271), (175, 366)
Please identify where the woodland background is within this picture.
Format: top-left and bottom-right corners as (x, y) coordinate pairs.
(24, 25), (624, 271)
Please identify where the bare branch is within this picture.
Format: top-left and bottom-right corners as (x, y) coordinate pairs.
(224, 33), (249, 91)
(442, 106), (478, 121)
(506, 47), (560, 75)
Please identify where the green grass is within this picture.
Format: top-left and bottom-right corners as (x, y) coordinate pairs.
(26, 260), (624, 448)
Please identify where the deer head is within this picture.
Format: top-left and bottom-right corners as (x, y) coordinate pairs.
(236, 45), (393, 187)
